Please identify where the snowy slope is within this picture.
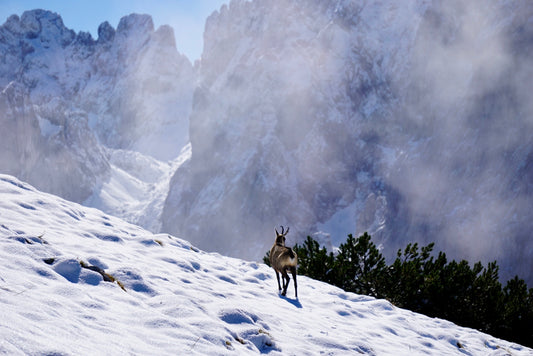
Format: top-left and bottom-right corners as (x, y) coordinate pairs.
(1, 174), (531, 355)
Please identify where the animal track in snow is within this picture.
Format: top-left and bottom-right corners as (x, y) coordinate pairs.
(218, 308), (279, 353)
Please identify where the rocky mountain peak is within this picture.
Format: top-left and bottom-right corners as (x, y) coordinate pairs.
(116, 13), (154, 37)
(19, 9), (75, 46)
(153, 24), (177, 50)
(0, 9), (194, 204)
(97, 21), (115, 43)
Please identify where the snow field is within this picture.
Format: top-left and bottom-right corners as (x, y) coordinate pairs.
(0, 174), (531, 355)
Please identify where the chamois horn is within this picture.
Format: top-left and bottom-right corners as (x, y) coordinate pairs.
(276, 225), (289, 236)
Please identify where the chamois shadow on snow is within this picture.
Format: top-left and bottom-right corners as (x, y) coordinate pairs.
(280, 295), (302, 309)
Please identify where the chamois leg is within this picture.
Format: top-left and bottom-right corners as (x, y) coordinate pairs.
(275, 270), (282, 292)
(291, 267), (298, 298)
(281, 271), (290, 296)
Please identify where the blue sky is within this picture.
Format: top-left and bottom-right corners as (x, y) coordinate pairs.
(0, 0), (229, 60)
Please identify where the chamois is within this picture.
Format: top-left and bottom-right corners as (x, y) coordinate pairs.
(269, 226), (298, 298)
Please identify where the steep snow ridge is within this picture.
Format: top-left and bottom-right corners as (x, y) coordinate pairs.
(1, 174), (531, 355)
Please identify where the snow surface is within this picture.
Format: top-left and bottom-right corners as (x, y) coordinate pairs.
(0, 174), (531, 355)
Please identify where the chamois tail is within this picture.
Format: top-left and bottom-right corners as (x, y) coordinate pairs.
(288, 247), (295, 259)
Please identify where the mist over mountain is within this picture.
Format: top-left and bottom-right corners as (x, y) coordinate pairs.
(162, 0), (533, 282)
(0, 79), (109, 202)
(1, 1), (532, 283)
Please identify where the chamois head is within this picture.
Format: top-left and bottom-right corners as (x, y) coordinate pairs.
(275, 225), (289, 246)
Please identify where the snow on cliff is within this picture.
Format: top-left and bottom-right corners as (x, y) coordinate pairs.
(1, 174), (531, 355)
(0, 10), (194, 161)
(0, 9), (194, 230)
(0, 10), (193, 208)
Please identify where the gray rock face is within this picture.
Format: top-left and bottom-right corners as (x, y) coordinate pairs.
(162, 0), (533, 282)
(390, 0), (533, 280)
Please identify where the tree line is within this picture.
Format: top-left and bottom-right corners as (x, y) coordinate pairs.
(264, 232), (533, 347)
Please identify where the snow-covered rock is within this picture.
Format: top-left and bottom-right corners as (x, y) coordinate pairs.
(0, 9), (194, 202)
(1, 10), (194, 160)
(84, 144), (191, 233)
(1, 174), (531, 355)
(0, 9), (194, 229)
(83, 13), (194, 160)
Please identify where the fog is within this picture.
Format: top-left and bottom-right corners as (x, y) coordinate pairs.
(163, 0), (533, 283)
(386, 0), (533, 279)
